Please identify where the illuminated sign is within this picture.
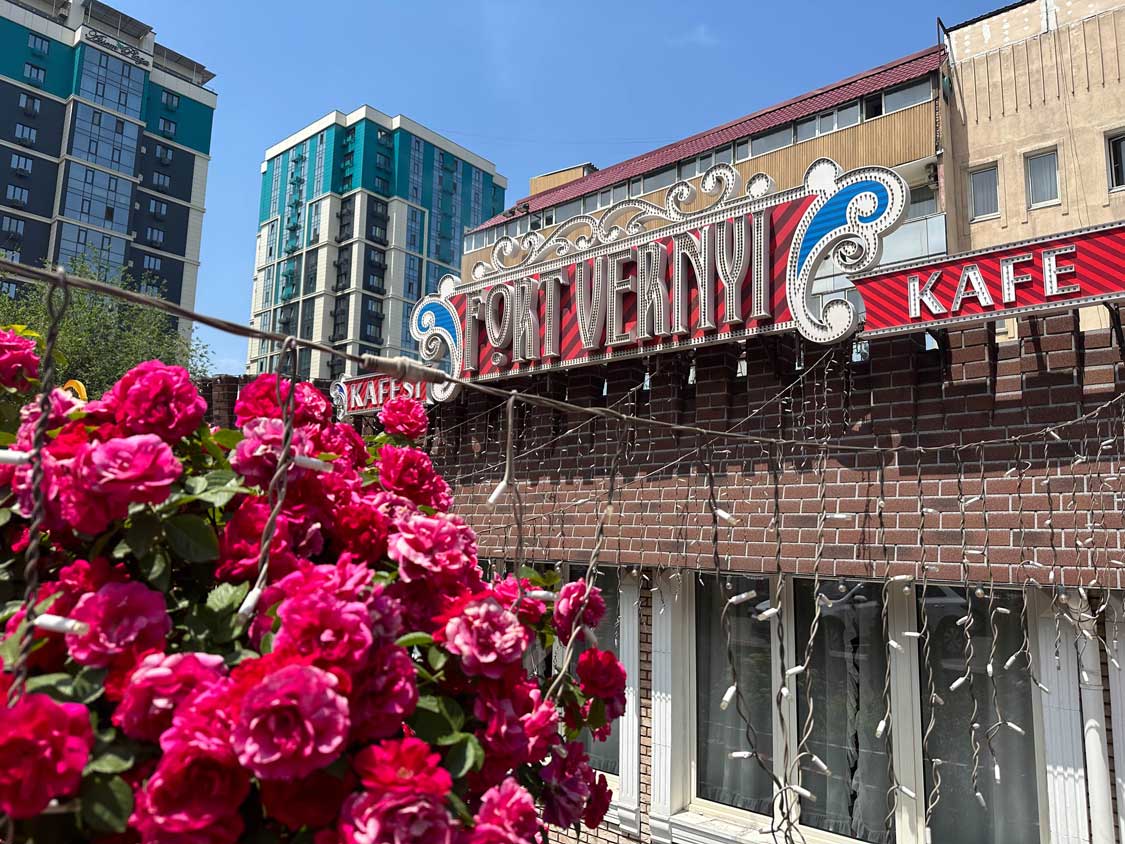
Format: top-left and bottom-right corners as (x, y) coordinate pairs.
(409, 158), (1125, 401)
(330, 373), (428, 419)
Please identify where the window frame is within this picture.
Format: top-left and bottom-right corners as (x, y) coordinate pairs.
(1107, 132), (1125, 191)
(1024, 148), (1060, 209)
(969, 163), (1001, 222)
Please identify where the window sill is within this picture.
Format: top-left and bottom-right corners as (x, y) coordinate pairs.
(970, 212), (1001, 223)
(1028, 199), (1061, 210)
(669, 806), (876, 844)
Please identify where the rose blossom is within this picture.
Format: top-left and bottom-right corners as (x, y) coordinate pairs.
(553, 579), (606, 645)
(470, 778), (539, 844)
(234, 374), (329, 427)
(491, 574), (546, 625)
(273, 590), (374, 675)
(114, 651), (227, 741)
(102, 360), (207, 443)
(584, 771), (612, 829)
(379, 394), (428, 440)
(377, 444), (452, 510)
(349, 644), (418, 742)
(541, 741), (593, 829)
(230, 418), (314, 487)
(0, 328), (39, 391)
(216, 496), (318, 583)
(388, 511), (478, 584)
(439, 595), (530, 679)
(577, 647), (627, 721)
(73, 432), (183, 526)
(130, 744), (249, 844)
(260, 769), (356, 831)
(232, 663), (350, 780)
(0, 690), (93, 819)
(67, 581), (171, 668)
(338, 791), (452, 844)
(353, 737), (452, 796)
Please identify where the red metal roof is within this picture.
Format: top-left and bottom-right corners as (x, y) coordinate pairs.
(472, 44), (944, 233)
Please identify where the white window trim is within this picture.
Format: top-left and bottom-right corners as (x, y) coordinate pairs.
(656, 576), (1066, 844)
(1025, 149), (1061, 210)
(969, 163), (1001, 222)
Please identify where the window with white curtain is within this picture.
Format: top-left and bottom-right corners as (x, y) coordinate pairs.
(970, 166), (999, 220)
(918, 587), (1040, 844)
(571, 566), (621, 776)
(694, 576), (774, 815)
(1026, 150), (1059, 207)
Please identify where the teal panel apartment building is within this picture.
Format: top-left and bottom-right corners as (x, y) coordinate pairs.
(0, 0), (215, 310)
(247, 107), (506, 379)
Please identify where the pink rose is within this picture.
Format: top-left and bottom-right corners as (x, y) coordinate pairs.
(216, 497), (319, 583)
(338, 791), (452, 844)
(274, 591), (374, 675)
(0, 690), (93, 819)
(379, 395), (428, 440)
(67, 434), (182, 534)
(103, 360), (207, 443)
(541, 742), (593, 829)
(349, 644), (417, 743)
(439, 596), (530, 679)
(131, 744), (249, 844)
(234, 375), (329, 427)
(114, 651), (227, 741)
(68, 581), (171, 668)
(353, 737), (452, 797)
(13, 388), (81, 449)
(491, 574), (546, 625)
(310, 421), (369, 470)
(0, 328), (39, 391)
(377, 445), (451, 511)
(553, 580), (606, 645)
(584, 771), (612, 829)
(388, 512), (478, 585)
(470, 778), (539, 844)
(230, 418), (314, 488)
(232, 664), (349, 780)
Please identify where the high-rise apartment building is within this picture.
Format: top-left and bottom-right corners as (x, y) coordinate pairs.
(0, 0), (215, 308)
(246, 107), (506, 380)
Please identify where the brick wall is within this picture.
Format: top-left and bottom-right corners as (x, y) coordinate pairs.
(430, 313), (1125, 843)
(196, 375), (334, 430)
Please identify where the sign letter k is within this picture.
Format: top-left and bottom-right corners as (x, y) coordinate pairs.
(908, 271), (946, 319)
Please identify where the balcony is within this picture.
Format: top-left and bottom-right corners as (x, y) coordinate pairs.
(878, 212), (946, 266)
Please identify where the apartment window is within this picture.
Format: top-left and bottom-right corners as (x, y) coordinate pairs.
(155, 143), (173, 164)
(1026, 150), (1059, 207)
(374, 177), (390, 195)
(18, 93), (39, 115)
(5, 185), (28, 205)
(751, 125), (793, 156)
(567, 567), (621, 775)
(2, 216), (24, 236)
(23, 63), (45, 85)
(735, 139), (750, 161)
(970, 165), (999, 220)
(375, 153), (390, 170)
(883, 78), (931, 113)
(14, 124), (36, 145)
(907, 184), (937, 220)
(145, 226), (165, 246)
(27, 34), (49, 54)
(142, 254), (162, 272)
(1110, 134), (1125, 189)
(9, 154), (32, 175)
(405, 254), (421, 299)
(73, 104), (138, 175)
(161, 90), (180, 110)
(152, 172), (171, 190)
(407, 207), (423, 252)
(555, 199), (581, 225)
(149, 199), (168, 218)
(409, 136), (424, 203)
(158, 117), (177, 136)
(643, 166), (677, 194)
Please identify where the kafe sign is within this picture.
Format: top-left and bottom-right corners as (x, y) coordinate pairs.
(330, 372), (428, 419)
(408, 158), (1125, 402)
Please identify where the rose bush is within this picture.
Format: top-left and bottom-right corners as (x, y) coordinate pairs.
(0, 347), (624, 843)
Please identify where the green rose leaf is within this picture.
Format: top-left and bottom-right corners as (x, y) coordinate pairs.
(211, 429), (244, 450)
(164, 514), (219, 562)
(80, 774), (133, 834)
(395, 632), (434, 649)
(25, 672), (75, 702)
(84, 744), (135, 775)
(442, 733), (483, 779)
(408, 694), (466, 743)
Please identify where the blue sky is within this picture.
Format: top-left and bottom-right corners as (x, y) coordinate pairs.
(116, 0), (997, 374)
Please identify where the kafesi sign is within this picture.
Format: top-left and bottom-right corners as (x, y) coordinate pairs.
(330, 372), (427, 419)
(407, 158), (1125, 401)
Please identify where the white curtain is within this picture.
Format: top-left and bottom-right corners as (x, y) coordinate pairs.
(920, 587), (1040, 844)
(575, 567), (621, 775)
(795, 580), (892, 844)
(695, 576), (775, 815)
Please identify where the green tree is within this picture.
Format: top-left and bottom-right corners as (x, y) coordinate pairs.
(0, 252), (212, 399)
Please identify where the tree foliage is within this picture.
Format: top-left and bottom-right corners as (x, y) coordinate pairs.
(0, 254), (211, 399)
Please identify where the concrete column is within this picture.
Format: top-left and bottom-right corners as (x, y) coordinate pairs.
(1075, 593), (1115, 844)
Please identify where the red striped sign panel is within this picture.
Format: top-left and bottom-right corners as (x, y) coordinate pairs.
(854, 222), (1125, 337)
